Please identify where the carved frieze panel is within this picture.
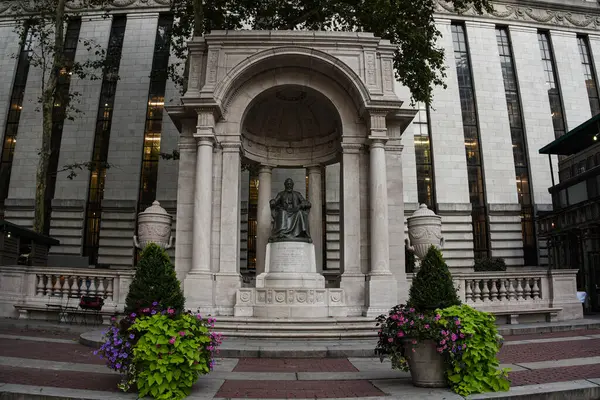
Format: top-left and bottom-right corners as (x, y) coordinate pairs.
(435, 0), (600, 31)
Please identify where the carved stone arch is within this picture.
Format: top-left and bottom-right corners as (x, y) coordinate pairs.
(213, 47), (372, 117)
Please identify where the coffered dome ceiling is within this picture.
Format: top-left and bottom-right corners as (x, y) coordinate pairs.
(242, 86), (340, 142)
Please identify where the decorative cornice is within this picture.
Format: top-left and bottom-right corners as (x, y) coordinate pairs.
(0, 0), (170, 16)
(435, 0), (600, 31)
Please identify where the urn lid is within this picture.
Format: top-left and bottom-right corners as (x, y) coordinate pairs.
(410, 203), (436, 218)
(140, 200), (170, 217)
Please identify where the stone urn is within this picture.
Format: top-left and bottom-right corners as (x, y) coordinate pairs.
(134, 200), (174, 250)
(404, 339), (447, 387)
(407, 204), (444, 259)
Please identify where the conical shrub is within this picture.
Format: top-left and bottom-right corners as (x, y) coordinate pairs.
(125, 243), (185, 313)
(408, 246), (460, 311)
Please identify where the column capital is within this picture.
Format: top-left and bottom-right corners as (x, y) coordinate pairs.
(341, 142), (365, 154)
(306, 164), (324, 174)
(221, 141), (242, 153)
(196, 136), (216, 147)
(368, 136), (389, 149)
(258, 165), (274, 174)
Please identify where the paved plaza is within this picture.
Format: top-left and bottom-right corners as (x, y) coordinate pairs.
(1, 319), (600, 399)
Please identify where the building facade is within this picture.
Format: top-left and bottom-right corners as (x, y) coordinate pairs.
(0, 0), (598, 286)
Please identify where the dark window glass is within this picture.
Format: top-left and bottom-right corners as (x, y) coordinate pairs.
(414, 109), (436, 209)
(137, 15), (173, 213)
(0, 27), (33, 216)
(538, 31), (567, 139)
(452, 23), (490, 259)
(83, 16), (127, 264)
(497, 27), (537, 265)
(577, 36), (600, 116)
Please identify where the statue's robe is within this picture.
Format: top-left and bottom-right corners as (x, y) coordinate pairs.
(270, 190), (311, 242)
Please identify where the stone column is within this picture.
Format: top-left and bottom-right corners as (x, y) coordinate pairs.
(340, 143), (365, 316)
(215, 141), (242, 315)
(255, 166), (273, 276)
(174, 133), (196, 280)
(364, 132), (397, 317)
(184, 109), (216, 313)
(307, 165), (323, 273)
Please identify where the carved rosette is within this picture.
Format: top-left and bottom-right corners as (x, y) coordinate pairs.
(134, 200), (174, 250)
(407, 204), (444, 260)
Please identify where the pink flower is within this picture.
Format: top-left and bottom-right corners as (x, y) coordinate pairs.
(460, 333), (465, 338)
(397, 331), (404, 337)
(409, 308), (415, 313)
(410, 320), (414, 326)
(412, 348), (416, 353)
(169, 337), (176, 345)
(179, 331), (186, 337)
(419, 314), (424, 320)
(434, 314), (441, 321)
(451, 333), (457, 342)
(388, 338), (394, 343)
(167, 308), (175, 315)
(412, 340), (417, 345)
(196, 313), (202, 320)
(455, 319), (461, 325)
(424, 324), (430, 329)
(391, 314), (398, 320)
(440, 339), (446, 345)
(437, 347), (443, 353)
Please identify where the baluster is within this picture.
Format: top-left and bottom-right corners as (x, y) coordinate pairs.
(498, 279), (507, 301)
(84, 276), (92, 296)
(532, 278), (541, 300)
(52, 275), (61, 297)
(97, 278), (106, 299)
(465, 280), (473, 302)
(35, 275), (43, 296)
(89, 277), (99, 297)
(106, 278), (114, 301)
(490, 279), (499, 301)
(69, 276), (77, 297)
(481, 279), (490, 302)
(523, 278), (533, 300)
(41, 274), (49, 296)
(507, 279), (516, 301)
(515, 278), (524, 300)
(473, 280), (482, 302)
(59, 276), (67, 296)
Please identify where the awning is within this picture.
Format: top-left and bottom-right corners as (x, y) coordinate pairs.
(539, 113), (600, 155)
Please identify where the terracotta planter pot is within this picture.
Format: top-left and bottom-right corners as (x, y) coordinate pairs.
(404, 339), (447, 388)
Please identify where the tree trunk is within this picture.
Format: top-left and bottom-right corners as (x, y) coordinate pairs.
(33, 0), (66, 234)
(192, 0), (204, 37)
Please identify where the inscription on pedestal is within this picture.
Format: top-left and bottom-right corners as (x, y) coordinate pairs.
(268, 242), (314, 273)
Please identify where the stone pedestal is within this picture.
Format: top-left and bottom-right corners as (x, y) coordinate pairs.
(256, 242), (325, 289)
(235, 241), (346, 317)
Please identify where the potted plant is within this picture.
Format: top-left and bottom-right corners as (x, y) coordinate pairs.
(375, 246), (510, 396)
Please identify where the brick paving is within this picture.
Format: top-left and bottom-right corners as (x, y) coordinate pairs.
(502, 329), (600, 342)
(0, 327), (83, 340)
(509, 363), (600, 386)
(0, 338), (104, 365)
(498, 338), (600, 363)
(234, 358), (358, 372)
(215, 380), (385, 398)
(0, 366), (121, 392)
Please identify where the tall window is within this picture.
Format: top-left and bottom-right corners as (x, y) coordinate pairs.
(45, 18), (82, 233)
(497, 27), (537, 265)
(83, 16), (127, 264)
(0, 28), (33, 216)
(577, 35), (600, 116)
(414, 107), (435, 209)
(137, 15), (173, 212)
(452, 23), (490, 260)
(538, 31), (567, 139)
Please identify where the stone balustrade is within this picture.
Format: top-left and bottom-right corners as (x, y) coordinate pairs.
(0, 265), (133, 319)
(406, 268), (582, 324)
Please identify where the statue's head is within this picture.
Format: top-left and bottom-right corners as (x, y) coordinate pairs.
(284, 178), (294, 192)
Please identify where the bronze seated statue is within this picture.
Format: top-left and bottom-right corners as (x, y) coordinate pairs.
(269, 178), (312, 243)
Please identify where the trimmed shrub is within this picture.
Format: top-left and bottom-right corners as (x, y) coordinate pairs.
(408, 246), (460, 311)
(125, 243), (185, 314)
(474, 257), (507, 272)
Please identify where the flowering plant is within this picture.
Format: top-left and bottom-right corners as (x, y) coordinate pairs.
(375, 304), (466, 371)
(96, 301), (222, 399)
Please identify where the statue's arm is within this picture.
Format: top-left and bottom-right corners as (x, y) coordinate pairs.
(270, 193), (281, 209)
(298, 193), (311, 210)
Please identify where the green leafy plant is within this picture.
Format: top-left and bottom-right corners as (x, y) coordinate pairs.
(131, 312), (221, 400)
(125, 244), (185, 314)
(474, 257), (507, 272)
(408, 246), (460, 311)
(439, 305), (510, 396)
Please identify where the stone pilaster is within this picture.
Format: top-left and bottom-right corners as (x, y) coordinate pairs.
(215, 141), (242, 315)
(307, 165), (324, 273)
(339, 143), (365, 316)
(174, 133), (195, 280)
(255, 166), (273, 276)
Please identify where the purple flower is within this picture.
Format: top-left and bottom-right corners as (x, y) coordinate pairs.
(152, 301), (158, 306)
(130, 312), (136, 318)
(115, 363), (121, 369)
(129, 333), (135, 339)
(151, 310), (157, 315)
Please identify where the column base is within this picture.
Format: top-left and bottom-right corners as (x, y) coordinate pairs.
(364, 273), (397, 318)
(340, 273), (366, 316)
(183, 272), (215, 315)
(214, 273), (242, 316)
